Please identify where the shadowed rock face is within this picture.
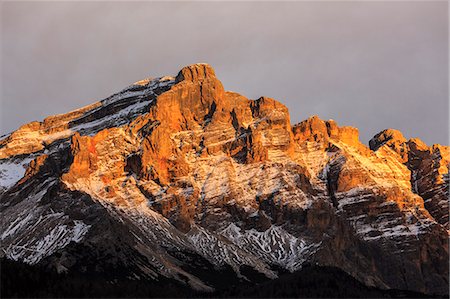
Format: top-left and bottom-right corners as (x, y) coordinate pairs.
(0, 63), (448, 296)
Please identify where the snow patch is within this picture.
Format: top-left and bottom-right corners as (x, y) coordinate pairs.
(5, 220), (91, 265)
(220, 223), (320, 271)
(0, 157), (33, 189)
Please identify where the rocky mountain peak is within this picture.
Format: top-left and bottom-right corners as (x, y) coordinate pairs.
(292, 115), (361, 149)
(407, 137), (429, 152)
(175, 63), (217, 83)
(369, 128), (407, 151)
(369, 129), (449, 228)
(0, 63), (448, 297)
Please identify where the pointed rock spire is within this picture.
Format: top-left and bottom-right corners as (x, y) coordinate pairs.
(369, 129), (407, 151)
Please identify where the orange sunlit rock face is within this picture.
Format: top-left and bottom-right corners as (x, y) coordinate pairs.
(0, 63), (448, 296)
(369, 129), (450, 227)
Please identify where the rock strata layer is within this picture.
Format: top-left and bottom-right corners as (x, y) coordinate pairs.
(0, 63), (448, 295)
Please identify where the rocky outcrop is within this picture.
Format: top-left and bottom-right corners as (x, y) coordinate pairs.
(0, 63), (448, 296)
(370, 129), (449, 228)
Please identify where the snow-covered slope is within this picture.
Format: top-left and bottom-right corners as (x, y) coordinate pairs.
(0, 63), (448, 295)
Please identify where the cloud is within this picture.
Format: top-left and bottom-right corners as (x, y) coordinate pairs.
(1, 1), (448, 145)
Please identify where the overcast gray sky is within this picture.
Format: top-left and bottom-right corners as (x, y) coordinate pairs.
(1, 1), (448, 145)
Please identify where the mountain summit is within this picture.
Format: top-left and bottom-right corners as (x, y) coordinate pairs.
(0, 64), (448, 296)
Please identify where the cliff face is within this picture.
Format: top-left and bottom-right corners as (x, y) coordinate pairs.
(0, 64), (448, 295)
(370, 129), (449, 228)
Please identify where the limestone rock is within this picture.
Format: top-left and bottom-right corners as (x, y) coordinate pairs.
(0, 63), (448, 296)
(370, 129), (449, 228)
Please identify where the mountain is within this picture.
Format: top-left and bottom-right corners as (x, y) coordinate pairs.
(0, 63), (448, 297)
